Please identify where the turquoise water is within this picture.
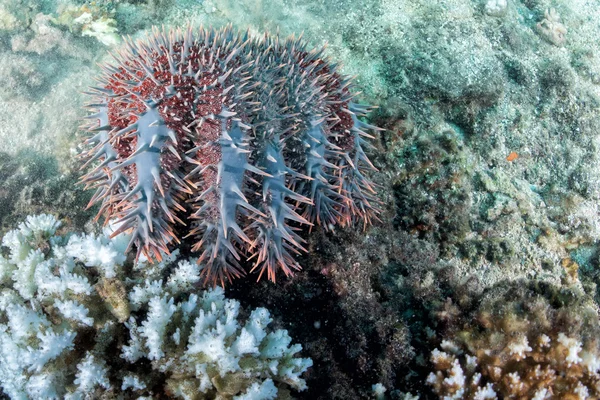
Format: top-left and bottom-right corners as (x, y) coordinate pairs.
(1, 0), (600, 398)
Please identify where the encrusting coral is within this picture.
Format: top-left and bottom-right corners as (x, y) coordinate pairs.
(426, 286), (600, 399)
(0, 214), (312, 399)
(79, 25), (380, 286)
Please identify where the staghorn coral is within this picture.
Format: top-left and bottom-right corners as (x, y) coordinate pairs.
(0, 214), (312, 399)
(426, 287), (600, 399)
(80, 25), (380, 286)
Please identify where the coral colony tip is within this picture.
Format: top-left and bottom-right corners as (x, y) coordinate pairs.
(79, 25), (381, 285)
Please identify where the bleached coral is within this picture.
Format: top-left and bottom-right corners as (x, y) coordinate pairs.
(0, 215), (312, 398)
(53, 299), (93, 326)
(72, 353), (110, 392)
(557, 333), (583, 366)
(473, 383), (496, 400)
(64, 232), (126, 278)
(234, 379), (277, 400)
(507, 336), (532, 361)
(532, 388), (549, 400)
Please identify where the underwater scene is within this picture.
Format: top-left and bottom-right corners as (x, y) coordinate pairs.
(0, 0), (599, 398)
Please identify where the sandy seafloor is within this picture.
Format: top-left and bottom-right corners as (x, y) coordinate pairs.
(1, 0), (600, 398)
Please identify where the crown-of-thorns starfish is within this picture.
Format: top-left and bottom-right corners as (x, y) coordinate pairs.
(80, 25), (381, 286)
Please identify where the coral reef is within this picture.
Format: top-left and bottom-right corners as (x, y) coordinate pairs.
(0, 214), (312, 398)
(80, 25), (380, 285)
(2, 0), (600, 397)
(426, 283), (600, 399)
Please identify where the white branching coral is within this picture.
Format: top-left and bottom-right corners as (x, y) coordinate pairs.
(53, 299), (94, 326)
(72, 353), (110, 392)
(132, 287), (313, 396)
(507, 336), (532, 361)
(64, 232), (126, 278)
(557, 333), (583, 366)
(0, 215), (312, 399)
